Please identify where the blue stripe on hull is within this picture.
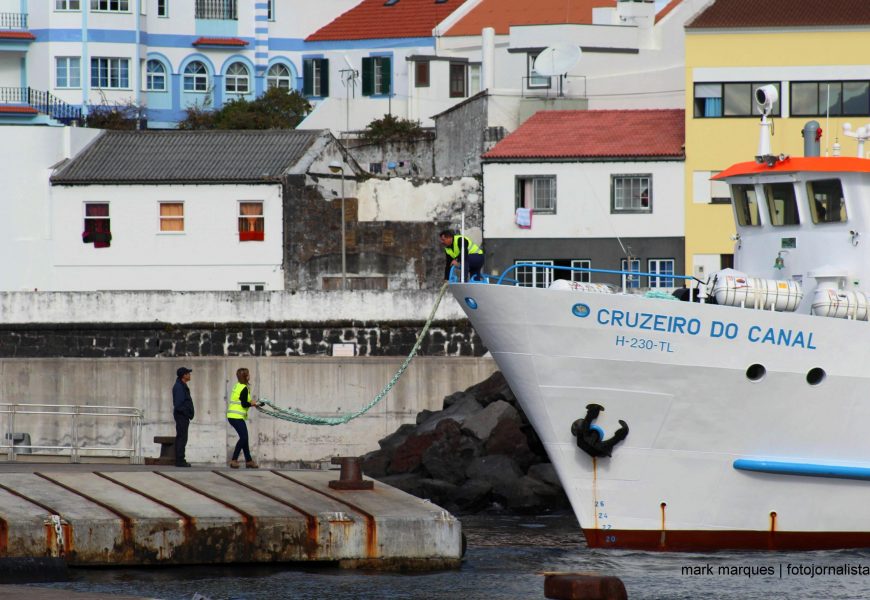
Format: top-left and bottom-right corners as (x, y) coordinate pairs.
(734, 458), (870, 480)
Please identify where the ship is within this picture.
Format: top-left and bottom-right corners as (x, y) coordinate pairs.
(450, 86), (870, 550)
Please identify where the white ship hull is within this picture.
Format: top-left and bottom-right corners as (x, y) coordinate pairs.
(452, 282), (870, 550)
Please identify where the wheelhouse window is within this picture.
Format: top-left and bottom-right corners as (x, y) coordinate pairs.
(621, 258), (641, 289)
(514, 260), (553, 288)
(225, 62), (250, 94)
(694, 82), (781, 118)
(612, 174), (651, 213)
(763, 182), (799, 226)
(571, 259), (591, 283)
(527, 52), (549, 89)
(91, 58), (129, 89)
(195, 0), (237, 19)
(183, 61), (209, 92)
(648, 259), (675, 288)
(807, 179), (847, 224)
(159, 202), (184, 232)
(90, 0), (129, 11)
(267, 64), (292, 90)
(362, 56), (391, 96)
(303, 58), (328, 97)
(239, 202), (264, 241)
(515, 175), (556, 214)
(415, 60), (430, 88)
(791, 81), (870, 117)
(82, 203), (111, 248)
(146, 59), (166, 91)
(449, 62), (466, 98)
(732, 184), (760, 226)
(56, 57), (81, 89)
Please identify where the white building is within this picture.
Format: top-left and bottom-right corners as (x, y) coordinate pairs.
(40, 128), (351, 292)
(482, 108), (686, 288)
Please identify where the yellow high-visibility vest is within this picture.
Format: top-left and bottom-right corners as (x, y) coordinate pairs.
(227, 383), (250, 420)
(444, 235), (482, 259)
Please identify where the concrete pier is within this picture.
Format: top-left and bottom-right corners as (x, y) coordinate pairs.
(0, 463), (461, 570)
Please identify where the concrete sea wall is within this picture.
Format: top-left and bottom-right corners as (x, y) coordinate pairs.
(0, 357), (497, 464)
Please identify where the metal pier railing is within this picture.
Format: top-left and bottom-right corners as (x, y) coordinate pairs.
(0, 403), (144, 464)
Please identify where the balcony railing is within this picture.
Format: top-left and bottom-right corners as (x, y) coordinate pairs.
(0, 87), (82, 124)
(0, 12), (27, 30)
(195, 0), (237, 20)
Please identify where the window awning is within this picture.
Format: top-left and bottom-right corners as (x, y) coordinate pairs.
(192, 37), (248, 47)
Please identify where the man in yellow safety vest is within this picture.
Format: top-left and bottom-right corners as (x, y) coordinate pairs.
(227, 367), (260, 469)
(439, 229), (484, 281)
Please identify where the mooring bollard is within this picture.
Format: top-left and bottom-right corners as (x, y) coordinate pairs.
(544, 574), (628, 600)
(328, 456), (374, 490)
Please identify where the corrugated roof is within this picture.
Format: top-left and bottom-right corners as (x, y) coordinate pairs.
(444, 0), (615, 37)
(483, 109), (685, 160)
(687, 0), (870, 28)
(51, 130), (325, 184)
(306, 0), (467, 42)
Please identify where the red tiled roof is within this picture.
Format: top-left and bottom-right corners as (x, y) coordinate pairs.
(306, 0), (467, 42)
(0, 31), (35, 40)
(483, 109), (685, 160)
(445, 0), (614, 36)
(0, 105), (38, 114)
(688, 0), (870, 28)
(192, 37), (247, 46)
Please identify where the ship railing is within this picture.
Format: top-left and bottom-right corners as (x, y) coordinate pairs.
(0, 403), (144, 464)
(450, 263), (706, 301)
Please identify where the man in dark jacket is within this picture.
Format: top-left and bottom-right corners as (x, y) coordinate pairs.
(172, 367), (195, 467)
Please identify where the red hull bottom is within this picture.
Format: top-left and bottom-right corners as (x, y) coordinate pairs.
(584, 529), (870, 551)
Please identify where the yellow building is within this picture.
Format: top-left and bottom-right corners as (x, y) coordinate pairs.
(683, 0), (870, 278)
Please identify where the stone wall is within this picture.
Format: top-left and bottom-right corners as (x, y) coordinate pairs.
(0, 320), (483, 359)
(434, 93), (489, 178)
(344, 137), (435, 179)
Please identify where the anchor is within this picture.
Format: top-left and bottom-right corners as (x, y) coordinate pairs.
(570, 403), (629, 458)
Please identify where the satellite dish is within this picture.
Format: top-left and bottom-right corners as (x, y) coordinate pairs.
(533, 44), (582, 77)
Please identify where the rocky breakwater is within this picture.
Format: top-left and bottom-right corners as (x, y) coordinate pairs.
(362, 371), (569, 513)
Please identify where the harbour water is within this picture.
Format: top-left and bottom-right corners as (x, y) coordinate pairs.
(20, 512), (870, 599)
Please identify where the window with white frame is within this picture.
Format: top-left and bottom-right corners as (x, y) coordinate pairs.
(302, 58), (328, 97)
(225, 62), (250, 94)
(91, 58), (129, 89)
(91, 0), (129, 11)
(621, 258), (641, 289)
(514, 260), (553, 288)
(82, 203), (111, 247)
(515, 175), (556, 214)
(159, 202), (184, 232)
(146, 59), (166, 91)
(527, 52), (549, 89)
(157, 0), (168, 17)
(469, 64), (481, 95)
(195, 0), (236, 19)
(571, 259), (591, 283)
(648, 259), (675, 288)
(267, 0), (274, 20)
(56, 0), (81, 9)
(267, 64), (291, 90)
(56, 57), (81, 89)
(612, 174), (651, 213)
(238, 201), (264, 241)
(362, 56), (391, 96)
(183, 61), (209, 92)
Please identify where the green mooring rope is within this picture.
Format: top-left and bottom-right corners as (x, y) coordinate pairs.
(256, 282), (451, 426)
